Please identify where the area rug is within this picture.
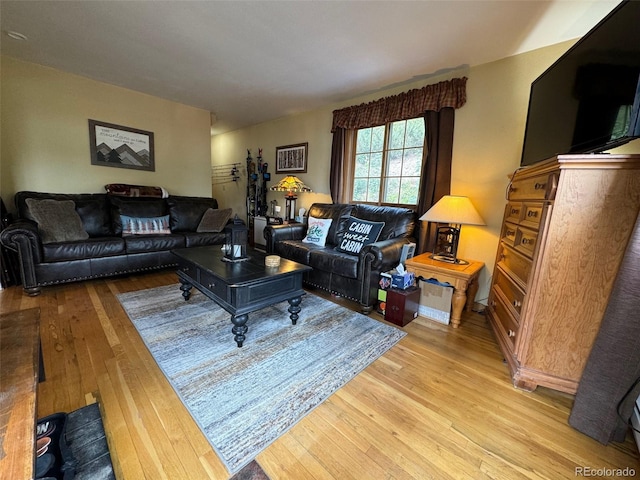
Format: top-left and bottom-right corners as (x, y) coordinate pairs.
(117, 284), (405, 474)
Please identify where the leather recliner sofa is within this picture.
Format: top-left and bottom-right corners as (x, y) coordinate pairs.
(264, 203), (416, 313)
(1, 191), (229, 295)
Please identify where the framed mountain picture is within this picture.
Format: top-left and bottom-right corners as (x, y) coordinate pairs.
(88, 119), (155, 171)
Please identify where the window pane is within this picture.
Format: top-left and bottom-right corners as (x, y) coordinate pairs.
(387, 150), (402, 176)
(367, 178), (380, 202)
(389, 121), (406, 150)
(356, 128), (372, 153)
(371, 126), (385, 152)
(402, 148), (422, 176)
(354, 153), (370, 177)
(370, 152), (383, 176)
(399, 177), (420, 204)
(405, 118), (425, 147)
(353, 178), (368, 201)
(383, 177), (400, 203)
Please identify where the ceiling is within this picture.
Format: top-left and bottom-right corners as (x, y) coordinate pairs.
(0, 0), (620, 135)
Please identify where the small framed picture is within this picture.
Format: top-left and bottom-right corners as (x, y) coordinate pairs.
(275, 143), (308, 174)
(88, 119), (155, 171)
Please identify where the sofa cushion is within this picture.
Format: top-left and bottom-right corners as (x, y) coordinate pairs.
(42, 237), (125, 262)
(302, 217), (333, 247)
(308, 249), (359, 279)
(25, 198), (90, 244)
(124, 234), (185, 254)
(167, 196), (219, 232)
(274, 240), (321, 265)
(121, 214), (171, 235)
(307, 204), (354, 246)
(183, 232), (226, 248)
(351, 204), (416, 240)
(336, 217), (385, 255)
(108, 197), (168, 236)
(196, 208), (232, 233)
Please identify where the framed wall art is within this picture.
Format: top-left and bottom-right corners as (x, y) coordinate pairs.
(275, 142), (308, 174)
(88, 119), (155, 171)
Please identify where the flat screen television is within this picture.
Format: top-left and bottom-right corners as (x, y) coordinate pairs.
(520, 0), (640, 167)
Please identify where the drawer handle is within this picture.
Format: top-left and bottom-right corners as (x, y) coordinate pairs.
(508, 329), (516, 338)
(510, 208), (520, 215)
(527, 211), (538, 218)
(182, 267), (189, 272)
(534, 182), (546, 190)
(208, 282), (216, 289)
(513, 300), (522, 308)
(521, 238), (534, 245)
(506, 230), (515, 236)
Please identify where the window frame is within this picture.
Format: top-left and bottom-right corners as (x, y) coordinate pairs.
(348, 118), (426, 208)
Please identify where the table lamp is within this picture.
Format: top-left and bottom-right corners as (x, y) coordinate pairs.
(270, 175), (312, 221)
(419, 195), (485, 264)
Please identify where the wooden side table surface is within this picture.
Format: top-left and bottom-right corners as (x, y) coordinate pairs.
(0, 307), (41, 480)
(405, 254), (484, 328)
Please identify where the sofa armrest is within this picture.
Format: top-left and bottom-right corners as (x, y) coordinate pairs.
(360, 237), (413, 272)
(1, 219), (43, 293)
(264, 223), (307, 253)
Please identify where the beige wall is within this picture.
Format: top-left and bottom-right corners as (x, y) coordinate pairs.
(211, 41), (578, 303)
(1, 56), (212, 209)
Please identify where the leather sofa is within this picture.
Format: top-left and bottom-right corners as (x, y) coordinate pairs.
(264, 203), (416, 313)
(1, 191), (229, 295)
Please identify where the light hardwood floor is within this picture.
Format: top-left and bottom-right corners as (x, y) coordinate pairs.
(1, 271), (638, 479)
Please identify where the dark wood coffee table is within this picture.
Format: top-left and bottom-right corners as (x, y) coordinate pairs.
(172, 246), (312, 347)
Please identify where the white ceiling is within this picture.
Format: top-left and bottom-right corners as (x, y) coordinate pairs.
(0, 0), (620, 135)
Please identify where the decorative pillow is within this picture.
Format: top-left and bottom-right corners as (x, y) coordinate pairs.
(25, 198), (89, 244)
(196, 208), (233, 233)
(336, 216), (385, 255)
(302, 217), (333, 247)
(120, 214), (171, 235)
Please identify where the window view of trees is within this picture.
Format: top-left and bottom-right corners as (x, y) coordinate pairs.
(352, 118), (425, 206)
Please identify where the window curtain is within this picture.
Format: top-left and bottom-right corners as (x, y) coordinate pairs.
(329, 77), (467, 247)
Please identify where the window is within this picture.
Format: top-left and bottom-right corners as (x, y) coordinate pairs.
(351, 118), (425, 206)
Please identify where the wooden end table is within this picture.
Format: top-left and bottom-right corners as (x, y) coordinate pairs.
(405, 253), (484, 328)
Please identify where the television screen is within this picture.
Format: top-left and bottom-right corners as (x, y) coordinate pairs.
(521, 0), (640, 167)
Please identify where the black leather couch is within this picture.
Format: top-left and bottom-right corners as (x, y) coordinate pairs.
(1, 191), (228, 295)
(264, 203), (416, 313)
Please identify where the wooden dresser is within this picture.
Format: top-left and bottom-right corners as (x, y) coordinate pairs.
(487, 154), (640, 394)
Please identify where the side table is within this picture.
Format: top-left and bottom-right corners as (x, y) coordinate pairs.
(405, 253), (484, 328)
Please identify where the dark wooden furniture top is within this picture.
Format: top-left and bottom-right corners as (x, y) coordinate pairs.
(0, 308), (40, 480)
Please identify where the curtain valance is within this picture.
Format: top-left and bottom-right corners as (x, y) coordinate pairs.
(331, 77), (467, 132)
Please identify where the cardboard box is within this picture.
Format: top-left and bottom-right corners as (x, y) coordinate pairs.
(391, 272), (415, 290)
(417, 278), (453, 325)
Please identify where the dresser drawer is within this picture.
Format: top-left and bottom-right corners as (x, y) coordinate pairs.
(197, 269), (229, 301)
(520, 203), (544, 230)
(514, 226), (538, 258)
(505, 202), (523, 224)
(501, 222), (518, 248)
(494, 267), (525, 317)
(497, 245), (532, 289)
(489, 288), (519, 350)
(508, 172), (555, 201)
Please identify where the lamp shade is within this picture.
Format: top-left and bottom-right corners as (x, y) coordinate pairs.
(419, 195), (485, 226)
(270, 175), (312, 194)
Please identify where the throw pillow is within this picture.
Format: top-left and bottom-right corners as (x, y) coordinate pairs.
(25, 198), (90, 244)
(336, 216), (385, 255)
(120, 214), (171, 235)
(302, 217), (333, 247)
(196, 208), (233, 233)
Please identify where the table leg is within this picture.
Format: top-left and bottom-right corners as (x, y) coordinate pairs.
(466, 277), (479, 312)
(179, 281), (192, 301)
(288, 296), (302, 325)
(231, 313), (249, 347)
(450, 282), (468, 329)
